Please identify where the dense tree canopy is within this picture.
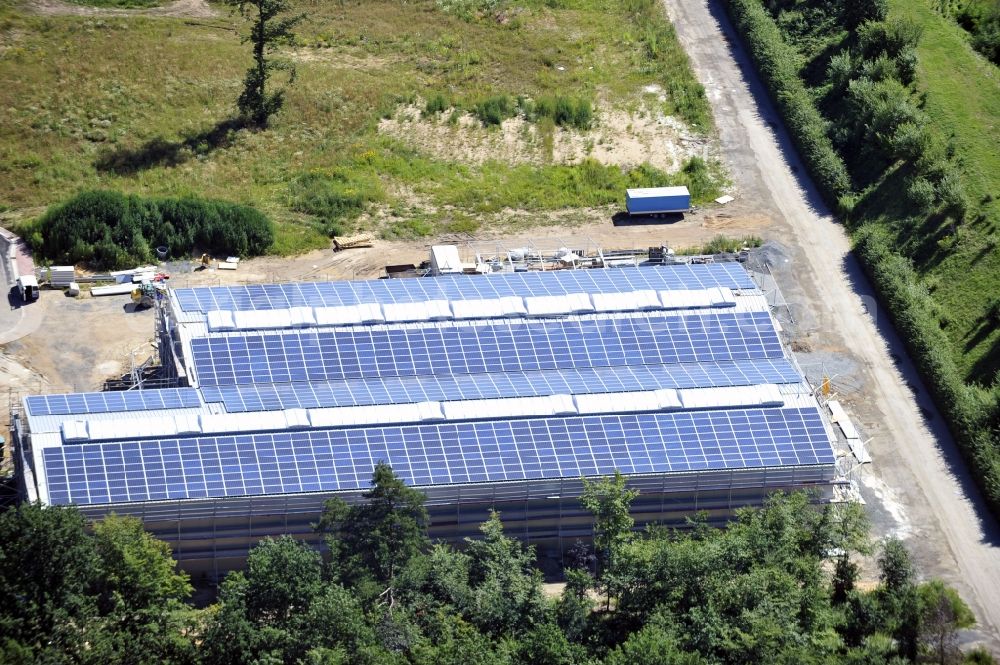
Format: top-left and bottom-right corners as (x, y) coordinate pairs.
(0, 471), (989, 665)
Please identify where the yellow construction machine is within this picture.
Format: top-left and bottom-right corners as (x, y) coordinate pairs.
(131, 282), (157, 309)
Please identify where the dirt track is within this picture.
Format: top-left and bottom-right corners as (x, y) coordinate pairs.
(662, 0), (1000, 650)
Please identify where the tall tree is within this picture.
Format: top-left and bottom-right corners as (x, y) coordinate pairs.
(463, 511), (547, 638)
(317, 463), (430, 607)
(227, 0), (304, 128)
(87, 515), (198, 665)
(92, 514), (192, 616)
(580, 471), (638, 610)
(878, 538), (914, 593)
(0, 504), (100, 653)
(201, 536), (327, 665)
(877, 537), (921, 661)
(917, 580), (975, 665)
(604, 624), (706, 665)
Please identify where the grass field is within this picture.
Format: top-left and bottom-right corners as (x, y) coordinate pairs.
(0, 0), (716, 254)
(885, 0), (1000, 384)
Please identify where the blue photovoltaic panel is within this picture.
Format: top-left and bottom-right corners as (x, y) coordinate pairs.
(200, 359), (802, 413)
(174, 264), (757, 313)
(191, 311), (783, 387)
(25, 388), (202, 417)
(41, 406), (834, 506)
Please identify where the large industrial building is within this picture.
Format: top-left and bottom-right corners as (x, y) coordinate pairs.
(13, 262), (844, 577)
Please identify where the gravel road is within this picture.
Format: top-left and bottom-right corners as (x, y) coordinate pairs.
(662, 0), (1000, 649)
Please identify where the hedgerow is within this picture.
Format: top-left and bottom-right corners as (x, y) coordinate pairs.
(29, 190), (274, 270)
(855, 226), (1000, 515)
(722, 0), (851, 204)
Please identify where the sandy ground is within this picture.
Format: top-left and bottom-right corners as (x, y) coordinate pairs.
(663, 0), (1000, 651)
(379, 99), (709, 172)
(27, 0), (217, 18)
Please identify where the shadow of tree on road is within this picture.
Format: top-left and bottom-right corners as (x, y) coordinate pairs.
(840, 252), (1000, 548)
(94, 117), (250, 175)
(704, 0), (833, 220)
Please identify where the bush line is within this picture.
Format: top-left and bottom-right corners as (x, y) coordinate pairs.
(854, 226), (1000, 515)
(721, 0), (1000, 516)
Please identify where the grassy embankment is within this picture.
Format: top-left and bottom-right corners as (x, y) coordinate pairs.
(0, 0), (719, 254)
(890, 0), (1000, 383)
(722, 0), (1000, 514)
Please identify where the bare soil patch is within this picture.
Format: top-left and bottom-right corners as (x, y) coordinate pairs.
(285, 49), (398, 70)
(378, 97), (708, 171)
(27, 0), (217, 19)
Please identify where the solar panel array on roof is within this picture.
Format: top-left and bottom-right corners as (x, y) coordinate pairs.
(41, 407), (834, 506)
(25, 389), (202, 417)
(173, 264), (756, 314)
(199, 359), (802, 413)
(190, 312), (782, 387)
(25, 262), (837, 519)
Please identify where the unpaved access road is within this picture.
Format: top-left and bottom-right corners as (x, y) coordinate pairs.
(662, 0), (1000, 649)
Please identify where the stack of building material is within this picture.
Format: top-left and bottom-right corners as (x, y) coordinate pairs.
(46, 266), (76, 287)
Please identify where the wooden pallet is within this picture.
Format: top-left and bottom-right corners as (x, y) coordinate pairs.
(333, 234), (374, 251)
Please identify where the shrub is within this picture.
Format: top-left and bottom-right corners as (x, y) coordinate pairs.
(571, 98), (593, 129)
(859, 53), (900, 83)
(826, 51), (854, 91)
(937, 168), (969, 219)
(844, 76), (925, 163)
(956, 0), (1000, 65)
(289, 170), (384, 237)
(553, 96), (575, 127)
(896, 46), (918, 85)
(472, 95), (515, 126)
(890, 122), (931, 162)
(31, 190), (273, 270)
(857, 19), (922, 61)
(843, 0), (888, 29)
(528, 95), (594, 130)
(679, 156), (717, 200)
(682, 234), (762, 255)
(906, 176), (937, 213)
(423, 93), (449, 117)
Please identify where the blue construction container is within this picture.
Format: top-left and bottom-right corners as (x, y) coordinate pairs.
(626, 186), (691, 214)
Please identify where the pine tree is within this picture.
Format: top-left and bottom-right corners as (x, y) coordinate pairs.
(227, 0), (303, 127)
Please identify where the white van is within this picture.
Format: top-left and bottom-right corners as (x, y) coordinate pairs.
(16, 275), (38, 302)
